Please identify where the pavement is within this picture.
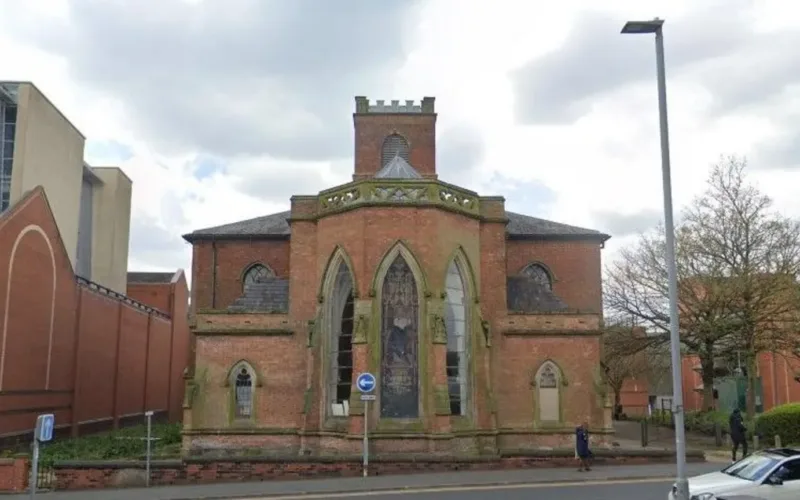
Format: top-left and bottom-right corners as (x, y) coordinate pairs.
(8, 462), (724, 500)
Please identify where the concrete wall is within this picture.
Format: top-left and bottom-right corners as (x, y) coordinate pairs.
(9, 83), (85, 269)
(89, 167), (132, 294)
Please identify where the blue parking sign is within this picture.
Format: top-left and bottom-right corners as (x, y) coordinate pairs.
(35, 414), (55, 442)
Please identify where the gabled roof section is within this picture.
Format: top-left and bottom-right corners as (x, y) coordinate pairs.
(506, 212), (609, 241)
(183, 211), (291, 242)
(375, 155), (422, 179)
(127, 271), (176, 284)
(183, 209), (610, 243)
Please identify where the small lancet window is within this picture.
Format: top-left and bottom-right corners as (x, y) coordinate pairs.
(522, 263), (552, 291)
(234, 366), (254, 419)
(381, 134), (410, 168)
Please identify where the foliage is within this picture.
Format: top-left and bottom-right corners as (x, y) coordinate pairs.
(37, 423), (182, 466)
(604, 156), (800, 413)
(755, 403), (800, 446)
(600, 320), (651, 409)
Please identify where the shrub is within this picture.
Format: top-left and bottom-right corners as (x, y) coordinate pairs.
(756, 403), (800, 446)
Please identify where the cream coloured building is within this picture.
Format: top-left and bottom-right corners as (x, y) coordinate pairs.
(0, 81), (131, 294)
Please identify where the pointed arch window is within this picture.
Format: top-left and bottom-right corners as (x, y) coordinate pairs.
(381, 134), (410, 168)
(444, 259), (469, 416)
(380, 254), (420, 419)
(328, 261), (354, 417)
(242, 263), (275, 290)
(229, 361), (256, 420)
(536, 361), (562, 422)
(522, 263), (553, 291)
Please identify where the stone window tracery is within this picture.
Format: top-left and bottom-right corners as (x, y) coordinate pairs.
(328, 261), (354, 417)
(535, 361), (561, 422)
(380, 254), (419, 419)
(444, 259), (469, 416)
(522, 263), (553, 291)
(381, 134), (410, 168)
(229, 362), (256, 420)
(242, 263), (275, 290)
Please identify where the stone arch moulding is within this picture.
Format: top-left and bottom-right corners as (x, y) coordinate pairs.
(441, 245), (478, 300)
(530, 358), (569, 388)
(240, 262), (276, 282)
(531, 359), (568, 426)
(519, 261), (557, 283)
(370, 240), (429, 298)
(318, 245), (359, 302)
(223, 359), (263, 387)
(0, 224), (57, 392)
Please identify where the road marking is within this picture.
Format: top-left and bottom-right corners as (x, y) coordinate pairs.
(233, 476), (671, 499)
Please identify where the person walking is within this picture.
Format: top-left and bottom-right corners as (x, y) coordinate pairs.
(575, 421), (592, 471)
(729, 408), (748, 462)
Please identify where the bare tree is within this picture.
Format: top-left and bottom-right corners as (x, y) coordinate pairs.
(604, 221), (741, 410)
(600, 319), (651, 418)
(683, 156), (800, 417)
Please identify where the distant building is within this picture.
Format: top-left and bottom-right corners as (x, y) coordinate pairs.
(0, 81), (130, 294)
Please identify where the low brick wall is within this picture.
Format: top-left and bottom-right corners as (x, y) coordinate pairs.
(0, 457), (28, 492)
(47, 449), (705, 491)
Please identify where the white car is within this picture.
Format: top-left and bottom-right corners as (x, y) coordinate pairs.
(667, 448), (800, 500)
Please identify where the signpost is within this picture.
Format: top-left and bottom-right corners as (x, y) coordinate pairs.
(30, 414), (55, 499)
(145, 411), (154, 487)
(356, 372), (376, 478)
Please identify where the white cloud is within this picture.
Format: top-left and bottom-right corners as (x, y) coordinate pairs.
(2, 0), (800, 277)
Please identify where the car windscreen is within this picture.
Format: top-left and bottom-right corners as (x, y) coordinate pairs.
(722, 453), (781, 482)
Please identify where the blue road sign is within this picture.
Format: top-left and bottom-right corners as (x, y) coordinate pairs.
(356, 372), (376, 393)
(35, 413), (55, 442)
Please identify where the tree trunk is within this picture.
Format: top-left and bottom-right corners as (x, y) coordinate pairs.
(746, 354), (758, 419)
(700, 353), (716, 411)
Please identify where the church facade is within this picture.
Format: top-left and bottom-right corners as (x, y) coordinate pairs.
(181, 97), (613, 456)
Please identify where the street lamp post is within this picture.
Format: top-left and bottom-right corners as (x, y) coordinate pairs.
(621, 18), (689, 500)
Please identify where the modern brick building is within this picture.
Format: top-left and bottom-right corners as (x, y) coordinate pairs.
(182, 97), (613, 456)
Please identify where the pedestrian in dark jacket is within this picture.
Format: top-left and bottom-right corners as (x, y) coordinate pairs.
(575, 421), (591, 471)
(729, 408), (748, 462)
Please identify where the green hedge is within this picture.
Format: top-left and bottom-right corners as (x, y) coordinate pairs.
(647, 410), (756, 438)
(756, 403), (800, 446)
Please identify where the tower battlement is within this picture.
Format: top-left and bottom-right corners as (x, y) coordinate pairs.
(355, 96), (435, 114)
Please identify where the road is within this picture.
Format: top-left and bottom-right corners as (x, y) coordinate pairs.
(239, 478), (674, 500)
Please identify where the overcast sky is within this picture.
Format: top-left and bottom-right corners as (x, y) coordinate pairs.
(2, 0), (799, 278)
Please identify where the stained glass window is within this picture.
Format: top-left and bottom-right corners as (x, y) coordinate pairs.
(522, 263), (552, 291)
(242, 264), (275, 290)
(445, 260), (469, 416)
(328, 262), (354, 417)
(234, 366), (254, 419)
(380, 255), (419, 419)
(381, 134), (410, 168)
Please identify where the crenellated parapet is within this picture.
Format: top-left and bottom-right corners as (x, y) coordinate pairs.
(355, 96), (435, 114)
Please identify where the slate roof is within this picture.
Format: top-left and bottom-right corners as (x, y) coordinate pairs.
(183, 210), (609, 242)
(128, 272), (176, 284)
(506, 276), (570, 313)
(227, 279), (290, 313)
(375, 155), (423, 179)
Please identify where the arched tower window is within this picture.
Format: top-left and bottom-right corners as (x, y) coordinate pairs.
(522, 263), (553, 291)
(536, 361), (561, 422)
(242, 263), (275, 290)
(380, 254), (419, 419)
(328, 261), (355, 417)
(229, 361), (256, 420)
(381, 134), (410, 168)
(444, 259), (469, 416)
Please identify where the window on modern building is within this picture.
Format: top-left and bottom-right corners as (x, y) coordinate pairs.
(536, 361), (561, 422)
(242, 263), (275, 290)
(381, 134), (410, 168)
(231, 363), (255, 419)
(522, 263), (553, 291)
(444, 259), (469, 416)
(0, 101), (17, 213)
(329, 261), (354, 417)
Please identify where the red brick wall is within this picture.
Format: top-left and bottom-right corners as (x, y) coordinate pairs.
(0, 188), (186, 441)
(191, 240), (290, 311)
(0, 458), (27, 492)
(506, 240), (603, 313)
(353, 112), (436, 180)
(620, 377), (649, 416)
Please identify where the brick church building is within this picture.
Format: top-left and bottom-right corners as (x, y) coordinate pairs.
(182, 97), (612, 456)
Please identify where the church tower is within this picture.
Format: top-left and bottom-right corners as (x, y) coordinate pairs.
(352, 97), (437, 181)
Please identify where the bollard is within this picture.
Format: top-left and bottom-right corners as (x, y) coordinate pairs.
(775, 435), (782, 448)
(641, 419), (649, 447)
(753, 434), (759, 451)
(714, 422), (723, 447)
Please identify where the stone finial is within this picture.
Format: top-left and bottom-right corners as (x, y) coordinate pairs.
(421, 96), (435, 113)
(355, 96), (369, 113)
